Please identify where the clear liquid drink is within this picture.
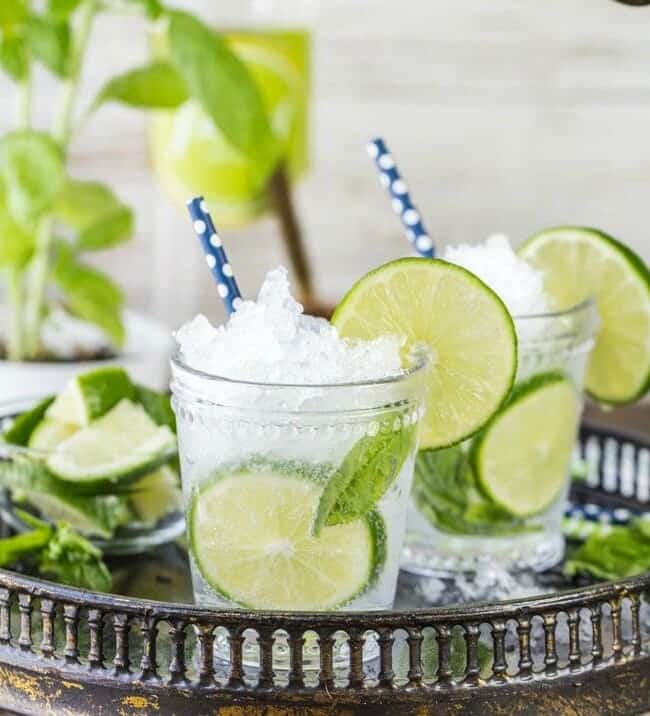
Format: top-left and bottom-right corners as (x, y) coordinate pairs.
(170, 268), (427, 611)
(171, 356), (427, 611)
(402, 299), (598, 575)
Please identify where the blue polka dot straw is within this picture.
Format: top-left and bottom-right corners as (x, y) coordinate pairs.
(366, 138), (435, 258)
(187, 197), (242, 315)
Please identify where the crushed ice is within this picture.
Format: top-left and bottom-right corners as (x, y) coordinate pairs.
(443, 234), (551, 318)
(175, 267), (404, 384)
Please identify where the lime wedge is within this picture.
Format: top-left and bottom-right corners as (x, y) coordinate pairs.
(18, 493), (131, 539)
(0, 459), (131, 538)
(519, 227), (650, 404)
(129, 467), (182, 525)
(47, 399), (176, 487)
(46, 366), (135, 426)
(332, 258), (517, 449)
(28, 419), (78, 451)
(190, 466), (385, 610)
(471, 372), (580, 517)
(3, 396), (54, 446)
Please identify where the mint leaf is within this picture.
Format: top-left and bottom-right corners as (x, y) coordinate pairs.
(415, 446), (469, 513)
(54, 179), (133, 250)
(413, 447), (536, 536)
(0, 526), (53, 566)
(168, 11), (277, 162)
(94, 61), (188, 109)
(10, 509), (111, 590)
(0, 2), (28, 32)
(77, 206), (133, 251)
(0, 34), (29, 81)
(0, 131), (65, 227)
(565, 519), (650, 581)
(38, 522), (111, 591)
(47, 0), (83, 19)
(2, 395), (54, 445)
(113, 0), (163, 19)
(0, 178), (34, 266)
(54, 179), (134, 251)
(314, 423), (414, 534)
(28, 15), (71, 77)
(52, 242), (125, 346)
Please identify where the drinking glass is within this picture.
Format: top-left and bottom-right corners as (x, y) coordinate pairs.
(402, 300), (598, 575)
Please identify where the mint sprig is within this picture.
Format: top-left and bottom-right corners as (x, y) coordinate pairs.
(565, 518), (650, 581)
(0, 0), (284, 361)
(0, 510), (111, 591)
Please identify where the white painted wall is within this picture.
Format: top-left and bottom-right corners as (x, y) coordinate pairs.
(1, 0), (649, 328)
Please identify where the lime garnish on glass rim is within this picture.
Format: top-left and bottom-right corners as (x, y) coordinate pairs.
(332, 258), (517, 449)
(519, 226), (650, 405)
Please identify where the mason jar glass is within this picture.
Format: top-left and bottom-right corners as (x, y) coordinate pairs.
(402, 299), (598, 576)
(170, 351), (428, 613)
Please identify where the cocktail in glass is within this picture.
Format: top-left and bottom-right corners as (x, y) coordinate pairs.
(171, 354), (426, 612)
(402, 238), (599, 575)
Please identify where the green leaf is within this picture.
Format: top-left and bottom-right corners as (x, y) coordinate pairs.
(2, 395), (54, 445)
(28, 15), (70, 77)
(0, 178), (35, 267)
(77, 206), (133, 250)
(94, 61), (188, 109)
(314, 423), (415, 534)
(55, 179), (134, 250)
(47, 0), (83, 20)
(168, 11), (277, 162)
(0, 33), (28, 81)
(413, 447), (536, 537)
(565, 519), (650, 581)
(38, 522), (111, 591)
(134, 385), (176, 433)
(52, 242), (125, 346)
(415, 446), (469, 513)
(0, 1), (28, 32)
(55, 179), (120, 229)
(0, 526), (53, 566)
(0, 131), (65, 227)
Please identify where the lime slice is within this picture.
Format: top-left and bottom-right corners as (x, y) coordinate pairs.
(471, 372), (580, 517)
(129, 466), (182, 525)
(28, 419), (78, 451)
(332, 258), (517, 449)
(190, 466), (385, 610)
(519, 227), (650, 404)
(46, 399), (176, 487)
(46, 366), (135, 426)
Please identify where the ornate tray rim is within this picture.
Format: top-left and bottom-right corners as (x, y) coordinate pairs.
(0, 420), (647, 715)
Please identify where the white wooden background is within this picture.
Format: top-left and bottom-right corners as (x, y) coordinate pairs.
(1, 0), (650, 329)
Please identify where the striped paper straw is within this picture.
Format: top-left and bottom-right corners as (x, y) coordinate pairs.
(366, 137), (435, 258)
(187, 196), (242, 315)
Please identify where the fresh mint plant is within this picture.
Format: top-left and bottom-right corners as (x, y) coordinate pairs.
(0, 1), (293, 361)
